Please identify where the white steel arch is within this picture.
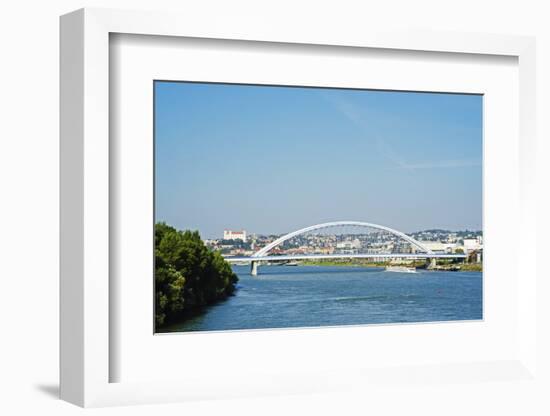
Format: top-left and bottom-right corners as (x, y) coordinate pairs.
(252, 221), (433, 257)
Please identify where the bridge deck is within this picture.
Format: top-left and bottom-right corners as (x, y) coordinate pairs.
(225, 253), (466, 263)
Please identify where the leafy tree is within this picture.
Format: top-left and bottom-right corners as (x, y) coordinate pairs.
(154, 223), (238, 328)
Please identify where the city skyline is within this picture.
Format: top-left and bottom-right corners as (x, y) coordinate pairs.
(155, 81), (483, 239)
(213, 227), (482, 240)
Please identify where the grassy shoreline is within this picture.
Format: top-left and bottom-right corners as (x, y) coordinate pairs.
(298, 259), (482, 272)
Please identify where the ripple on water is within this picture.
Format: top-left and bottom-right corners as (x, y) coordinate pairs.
(159, 265), (482, 333)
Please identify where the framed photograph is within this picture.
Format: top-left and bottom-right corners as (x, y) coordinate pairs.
(153, 81), (483, 334)
(60, 8), (538, 408)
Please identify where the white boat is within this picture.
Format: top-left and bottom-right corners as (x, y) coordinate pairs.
(385, 265), (417, 273)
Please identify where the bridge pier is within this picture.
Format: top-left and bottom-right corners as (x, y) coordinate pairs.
(250, 261), (258, 276)
(427, 258), (437, 269)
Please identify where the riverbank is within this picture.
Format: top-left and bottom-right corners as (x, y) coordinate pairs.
(454, 263), (482, 272)
(301, 259), (387, 268)
(300, 259), (482, 272)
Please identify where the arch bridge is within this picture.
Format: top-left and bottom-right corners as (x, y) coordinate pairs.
(224, 221), (466, 275)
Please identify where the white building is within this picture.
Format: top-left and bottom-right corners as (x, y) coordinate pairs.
(223, 229), (247, 242)
(336, 239), (361, 250)
(418, 241), (457, 253)
(463, 237), (483, 253)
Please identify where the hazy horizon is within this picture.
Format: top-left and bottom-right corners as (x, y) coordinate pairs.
(154, 222), (483, 239)
(155, 82), (482, 240)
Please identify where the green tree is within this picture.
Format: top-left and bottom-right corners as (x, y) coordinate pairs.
(154, 222), (238, 328)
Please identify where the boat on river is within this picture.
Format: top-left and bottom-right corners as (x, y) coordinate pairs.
(385, 265), (417, 273)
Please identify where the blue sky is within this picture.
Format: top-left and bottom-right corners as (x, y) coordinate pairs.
(155, 81), (482, 239)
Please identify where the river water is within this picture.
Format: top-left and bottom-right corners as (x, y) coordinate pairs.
(161, 265), (482, 332)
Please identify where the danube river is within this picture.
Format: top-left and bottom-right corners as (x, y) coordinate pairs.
(161, 265), (482, 332)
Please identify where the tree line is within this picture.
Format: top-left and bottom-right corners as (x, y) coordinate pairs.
(155, 222), (238, 328)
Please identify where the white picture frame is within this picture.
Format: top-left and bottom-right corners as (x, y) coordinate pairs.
(60, 7), (538, 408)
